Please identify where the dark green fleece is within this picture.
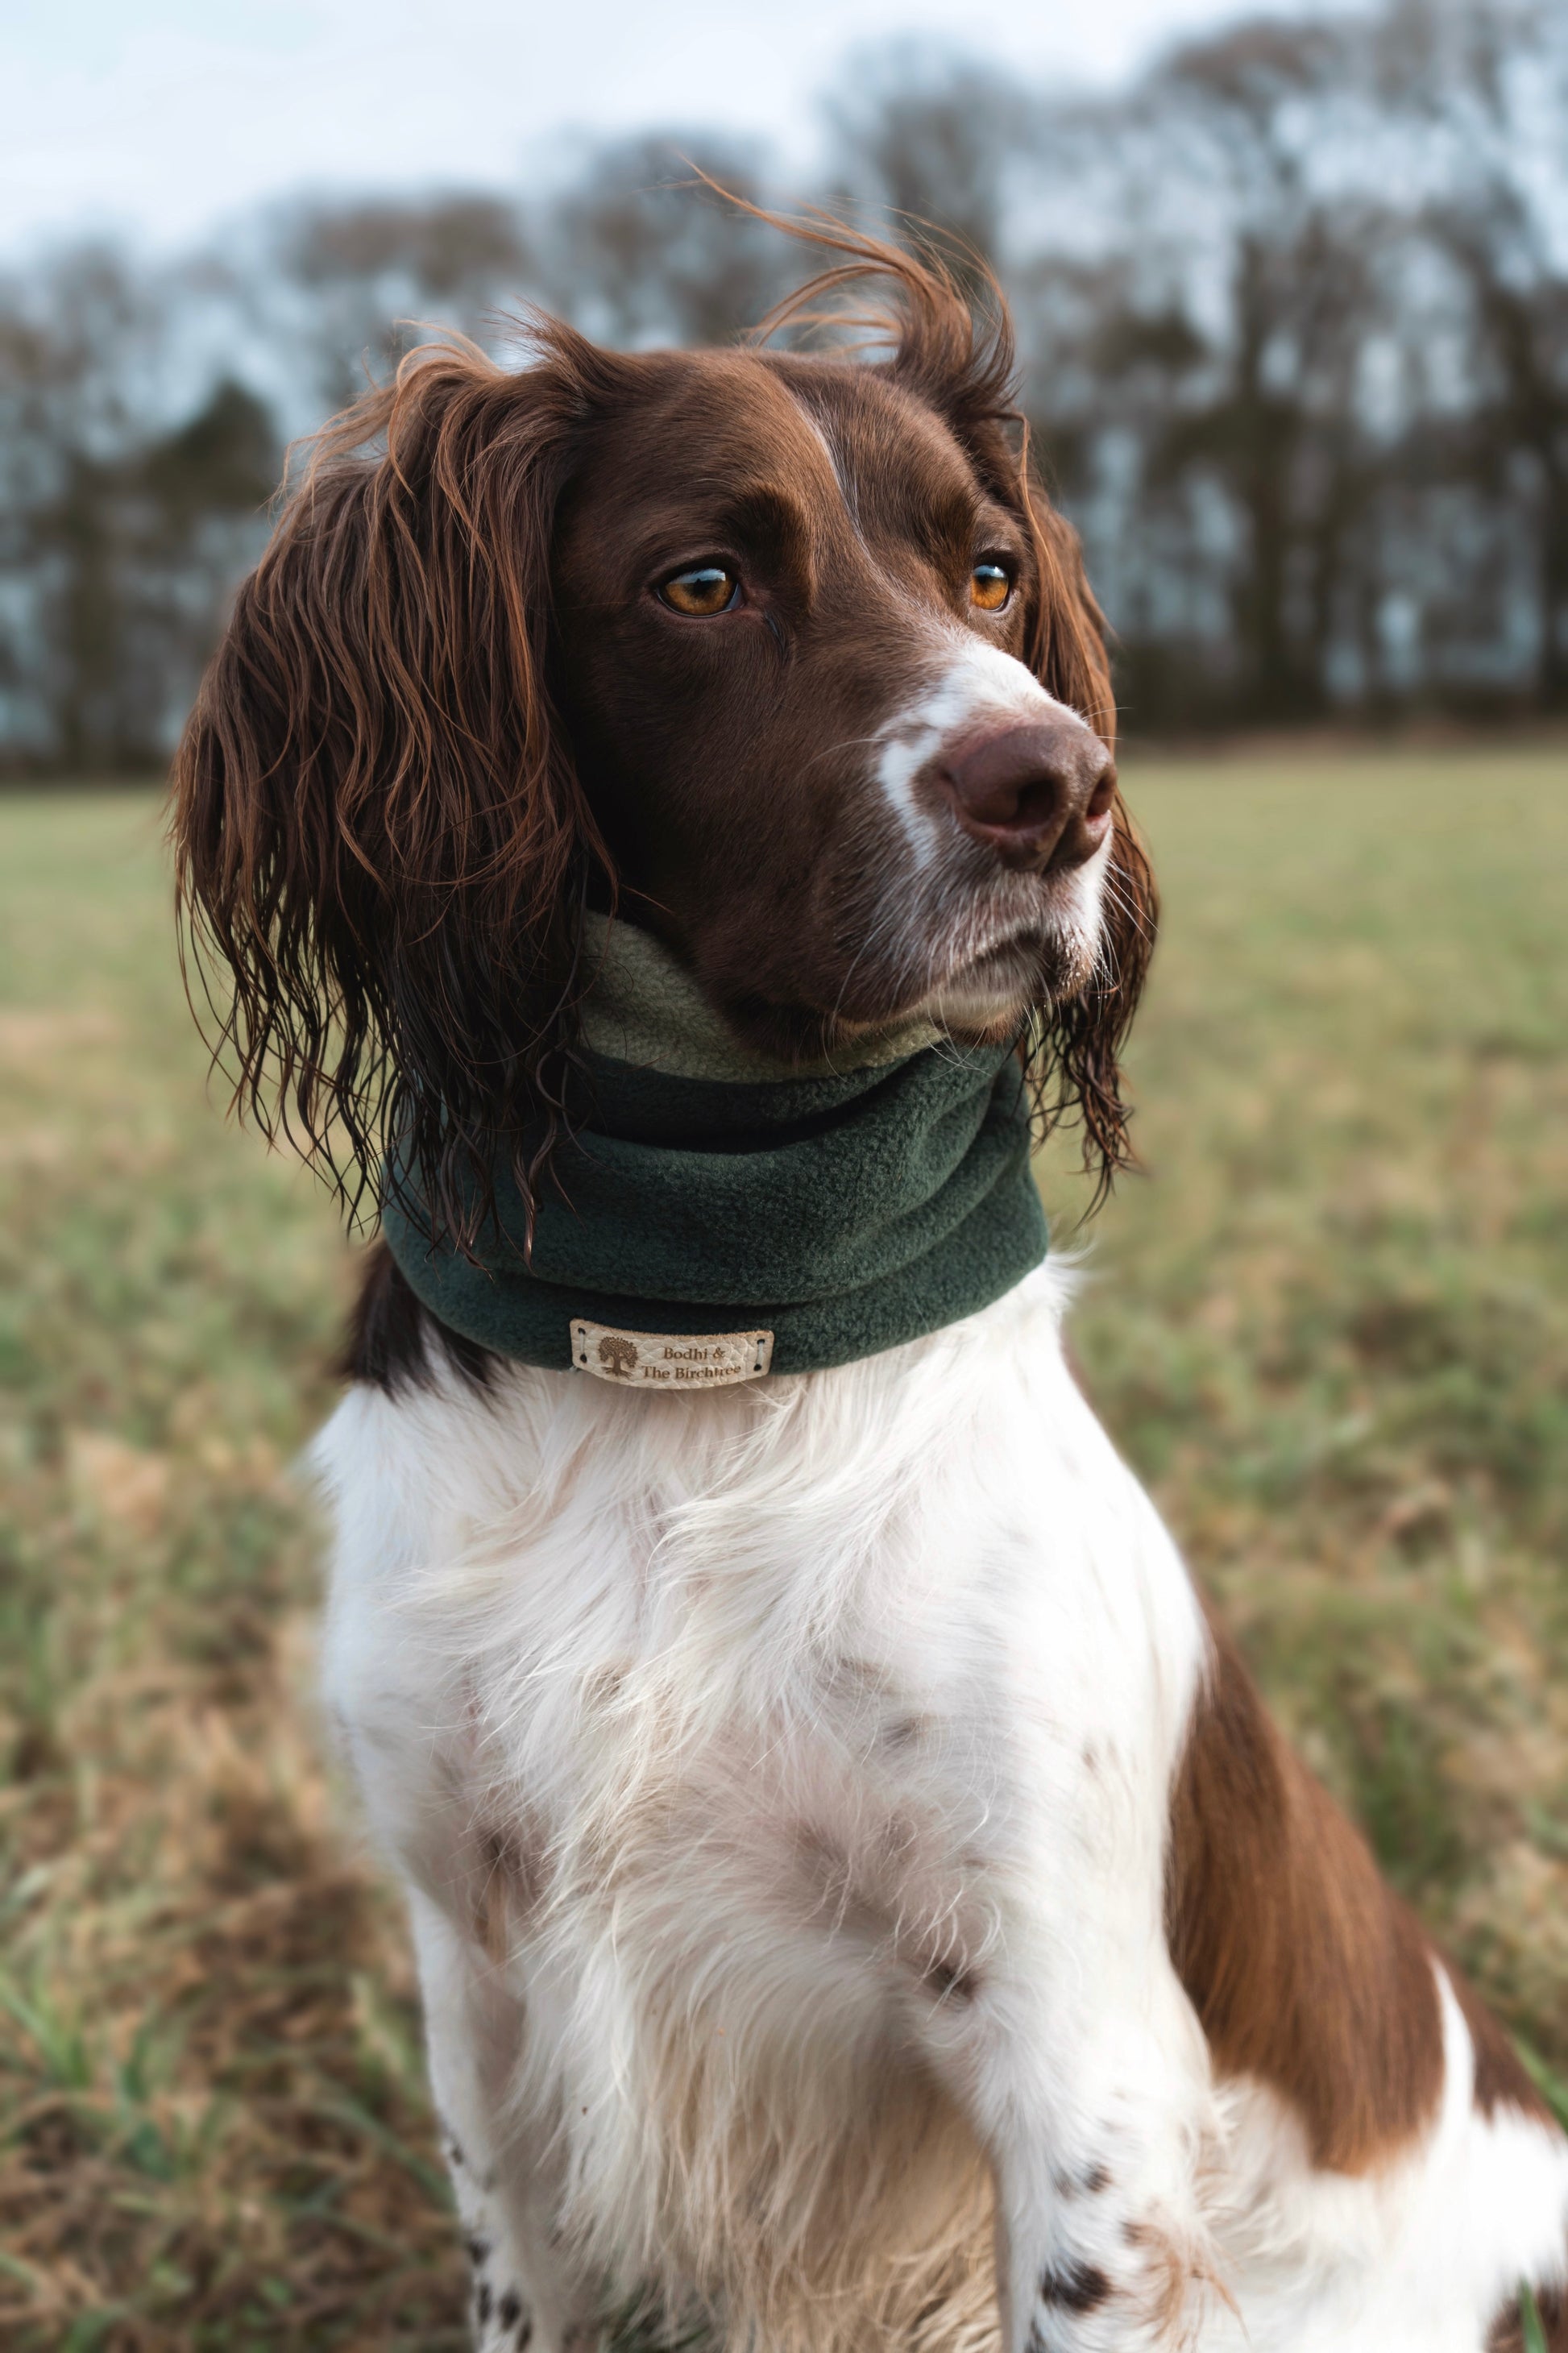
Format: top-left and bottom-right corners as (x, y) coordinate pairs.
(382, 918), (1047, 1376)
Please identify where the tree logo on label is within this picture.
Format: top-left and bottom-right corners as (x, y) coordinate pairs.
(597, 1334), (639, 1378)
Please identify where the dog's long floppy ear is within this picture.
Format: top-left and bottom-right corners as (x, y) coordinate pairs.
(172, 324), (624, 1252)
(1010, 463), (1158, 1197)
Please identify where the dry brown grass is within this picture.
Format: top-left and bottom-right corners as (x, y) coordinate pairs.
(0, 755), (1564, 2346)
(0, 800), (466, 2347)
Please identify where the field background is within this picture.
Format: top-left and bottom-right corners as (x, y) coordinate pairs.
(0, 750), (1565, 2348)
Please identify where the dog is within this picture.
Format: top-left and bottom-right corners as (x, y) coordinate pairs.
(172, 226), (1568, 2352)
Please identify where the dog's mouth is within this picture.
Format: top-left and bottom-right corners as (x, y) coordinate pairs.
(823, 919), (1091, 1053)
(813, 900), (1101, 1059)
(919, 932), (1052, 1034)
(887, 857), (1107, 1040)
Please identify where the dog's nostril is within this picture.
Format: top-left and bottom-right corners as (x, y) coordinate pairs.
(1014, 773), (1059, 830)
(953, 767), (1060, 835)
(1085, 759), (1118, 823)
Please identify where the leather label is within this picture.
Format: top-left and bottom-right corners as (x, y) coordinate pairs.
(570, 1320), (775, 1387)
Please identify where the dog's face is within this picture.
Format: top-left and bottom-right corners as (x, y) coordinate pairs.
(172, 234), (1155, 1243)
(554, 351), (1116, 1060)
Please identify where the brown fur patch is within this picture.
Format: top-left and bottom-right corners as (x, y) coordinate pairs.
(1487, 2284), (1568, 2350)
(339, 1237), (499, 1396)
(1447, 1961), (1558, 2127)
(1037, 2256), (1110, 2312)
(1166, 1599), (1446, 2172)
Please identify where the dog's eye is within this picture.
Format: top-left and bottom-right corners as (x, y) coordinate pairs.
(659, 564), (740, 617)
(970, 562), (1012, 614)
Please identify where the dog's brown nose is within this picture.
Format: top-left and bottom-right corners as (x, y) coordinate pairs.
(940, 716), (1116, 871)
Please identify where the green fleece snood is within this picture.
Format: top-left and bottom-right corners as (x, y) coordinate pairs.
(382, 916), (1046, 1381)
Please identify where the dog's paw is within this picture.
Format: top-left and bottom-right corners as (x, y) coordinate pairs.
(468, 2247), (537, 2348)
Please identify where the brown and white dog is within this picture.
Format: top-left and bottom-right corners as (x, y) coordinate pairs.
(172, 230), (1568, 2352)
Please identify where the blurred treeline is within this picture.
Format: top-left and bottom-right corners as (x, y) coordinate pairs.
(2, 0), (1566, 772)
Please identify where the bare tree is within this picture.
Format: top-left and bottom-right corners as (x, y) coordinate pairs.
(819, 44), (1031, 287)
(265, 192), (537, 413)
(538, 134), (794, 348)
(1404, 0), (1568, 706)
(0, 245), (277, 772)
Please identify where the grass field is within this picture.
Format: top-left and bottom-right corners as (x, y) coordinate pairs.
(0, 751), (1565, 2348)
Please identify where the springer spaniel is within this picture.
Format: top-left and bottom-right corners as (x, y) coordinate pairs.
(172, 228), (1568, 2352)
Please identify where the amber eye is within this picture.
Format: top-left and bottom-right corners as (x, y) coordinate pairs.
(970, 561), (1012, 613)
(658, 563), (740, 616)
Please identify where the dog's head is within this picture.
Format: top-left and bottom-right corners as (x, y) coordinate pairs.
(173, 223), (1155, 1247)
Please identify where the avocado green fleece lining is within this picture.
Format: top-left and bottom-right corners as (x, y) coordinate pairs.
(382, 919), (1047, 1376)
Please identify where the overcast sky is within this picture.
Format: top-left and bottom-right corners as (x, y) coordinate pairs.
(5, 0), (1329, 255)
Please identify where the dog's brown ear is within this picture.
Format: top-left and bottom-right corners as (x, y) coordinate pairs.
(172, 325), (624, 1251)
(1013, 463), (1158, 1200)
(1014, 463), (1115, 745)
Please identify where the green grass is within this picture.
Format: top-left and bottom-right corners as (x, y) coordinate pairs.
(1, 751), (1565, 2346)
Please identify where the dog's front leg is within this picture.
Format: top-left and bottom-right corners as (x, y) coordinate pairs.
(923, 1973), (1217, 2353)
(409, 1890), (602, 2353)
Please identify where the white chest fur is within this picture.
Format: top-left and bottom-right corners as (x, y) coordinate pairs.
(312, 1264), (1217, 2349)
(315, 1263), (1205, 2013)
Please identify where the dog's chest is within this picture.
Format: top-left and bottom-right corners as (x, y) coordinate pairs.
(320, 1283), (1203, 2031)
